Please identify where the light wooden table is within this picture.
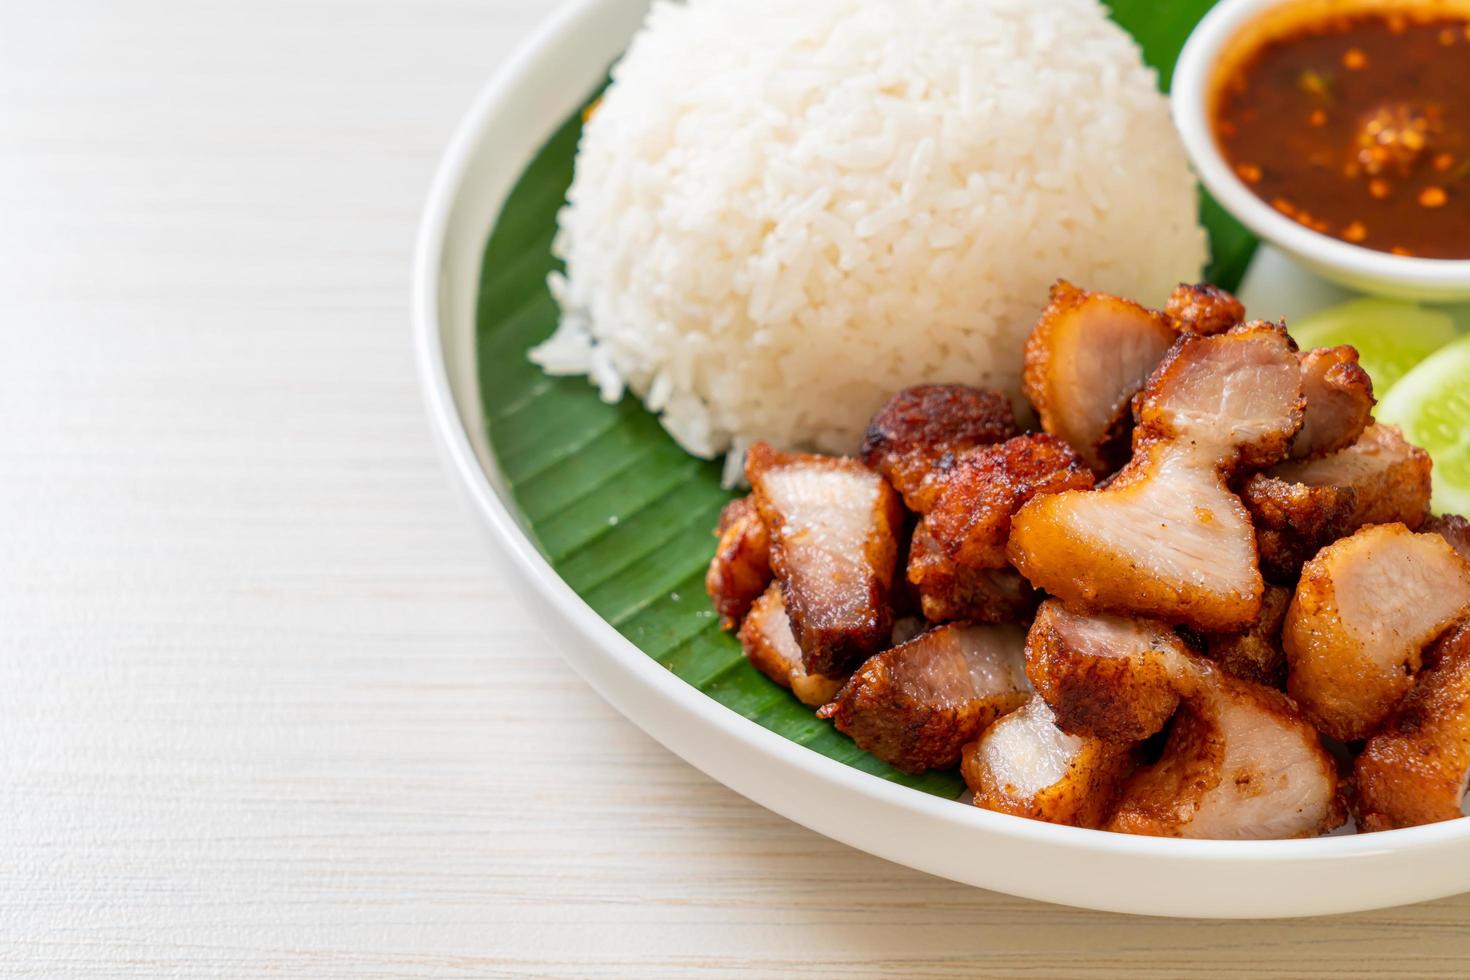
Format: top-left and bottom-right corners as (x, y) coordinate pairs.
(4, 2), (1469, 976)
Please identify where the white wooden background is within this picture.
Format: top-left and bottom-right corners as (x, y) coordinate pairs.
(5, 1), (1470, 976)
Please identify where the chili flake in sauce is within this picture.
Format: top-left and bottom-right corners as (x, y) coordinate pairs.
(1214, 10), (1470, 259)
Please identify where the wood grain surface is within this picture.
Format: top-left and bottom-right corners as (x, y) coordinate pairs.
(4, 1), (1470, 976)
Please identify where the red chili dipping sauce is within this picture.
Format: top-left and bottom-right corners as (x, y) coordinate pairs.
(1214, 8), (1470, 259)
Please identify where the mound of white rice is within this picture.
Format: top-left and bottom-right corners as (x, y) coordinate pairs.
(532, 0), (1207, 482)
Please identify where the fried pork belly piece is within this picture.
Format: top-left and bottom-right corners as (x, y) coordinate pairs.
(1202, 584), (1292, 688)
(1011, 324), (1303, 631)
(747, 443), (903, 676)
(1266, 423), (1432, 527)
(1240, 476), (1361, 583)
(819, 623), (1030, 773)
(1164, 282), (1246, 336)
(1022, 280), (1177, 474)
(1025, 599), (1197, 742)
(1132, 321), (1304, 472)
(1289, 346), (1374, 461)
(738, 584), (845, 707)
(1243, 423), (1433, 581)
(906, 526), (1037, 625)
(1106, 668), (1344, 839)
(1009, 442), (1265, 631)
(907, 435), (1089, 623)
(963, 696), (1131, 828)
(920, 435), (1094, 570)
(1426, 514), (1470, 563)
(1284, 523), (1470, 742)
(1358, 621), (1470, 831)
(860, 385), (1019, 511)
(706, 496), (772, 628)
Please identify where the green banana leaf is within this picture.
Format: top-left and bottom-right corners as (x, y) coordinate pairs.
(476, 0), (1256, 800)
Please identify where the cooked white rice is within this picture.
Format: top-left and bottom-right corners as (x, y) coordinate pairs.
(531, 0), (1208, 483)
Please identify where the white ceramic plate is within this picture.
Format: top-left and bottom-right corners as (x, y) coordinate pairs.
(413, 0), (1470, 917)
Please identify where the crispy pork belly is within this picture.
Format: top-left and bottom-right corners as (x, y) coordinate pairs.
(706, 495), (772, 628)
(1025, 599), (1198, 742)
(1009, 443), (1264, 631)
(963, 696), (1131, 828)
(907, 526), (1036, 625)
(1022, 280), (1177, 474)
(1243, 424), (1433, 581)
(1426, 514), (1470, 564)
(1132, 321), (1304, 472)
(1011, 323), (1303, 630)
(860, 385), (1019, 511)
(906, 435), (1087, 625)
(738, 584), (844, 707)
(1290, 346), (1374, 461)
(747, 443), (903, 676)
(1164, 282), (1245, 336)
(1240, 476), (1361, 583)
(1266, 423), (1432, 527)
(1358, 621), (1470, 831)
(1107, 668), (1344, 839)
(1202, 585), (1292, 689)
(819, 623), (1030, 773)
(920, 435), (1094, 570)
(1284, 523), (1470, 742)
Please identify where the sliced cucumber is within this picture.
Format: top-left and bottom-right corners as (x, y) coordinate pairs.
(1378, 334), (1470, 516)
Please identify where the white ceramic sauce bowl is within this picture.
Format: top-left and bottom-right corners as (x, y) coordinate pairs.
(414, 0), (1470, 916)
(1172, 0), (1470, 300)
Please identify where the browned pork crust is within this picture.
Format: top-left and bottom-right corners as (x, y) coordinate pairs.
(907, 526), (1037, 624)
(738, 584), (845, 707)
(1267, 423), (1433, 527)
(1291, 346), (1374, 461)
(1357, 621), (1470, 831)
(860, 385), (1019, 511)
(1284, 523), (1470, 742)
(904, 435), (1088, 625)
(1243, 424), (1433, 582)
(1202, 584), (1292, 688)
(819, 622), (1030, 773)
(963, 696), (1132, 828)
(747, 443), (903, 675)
(1022, 280), (1177, 474)
(1025, 599), (1197, 742)
(1105, 695), (1226, 837)
(706, 495), (772, 628)
(1165, 282), (1245, 336)
(920, 434), (1094, 570)
(1106, 668), (1344, 839)
(1240, 476), (1360, 583)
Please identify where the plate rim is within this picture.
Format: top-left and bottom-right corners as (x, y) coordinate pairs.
(411, 0), (1470, 917)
